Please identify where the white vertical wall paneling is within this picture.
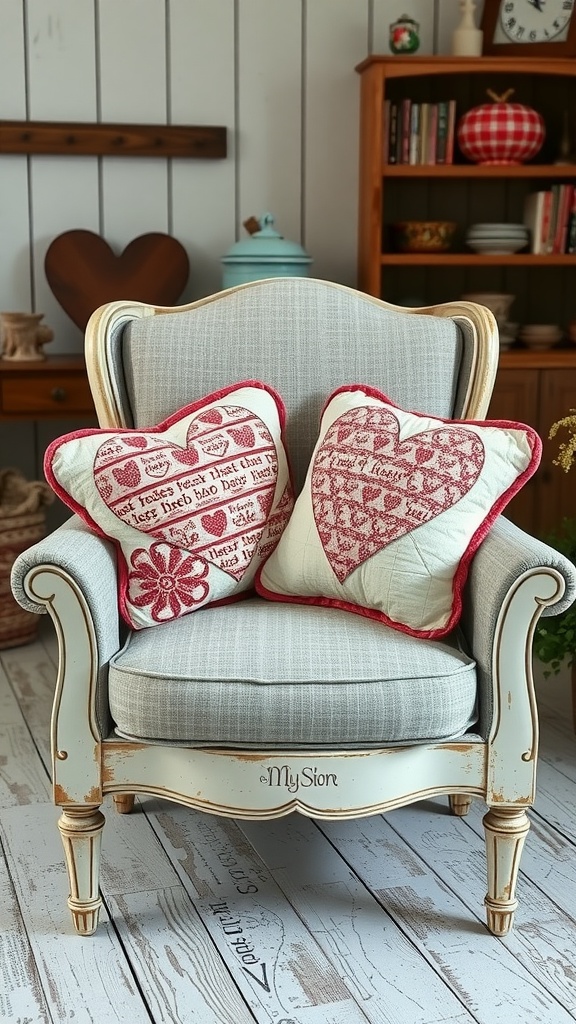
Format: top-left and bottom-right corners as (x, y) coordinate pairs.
(236, 0), (303, 246)
(372, 0), (437, 55)
(0, 1), (31, 313)
(169, 0), (236, 301)
(26, 0), (99, 354)
(303, 0), (370, 287)
(97, 0), (169, 245)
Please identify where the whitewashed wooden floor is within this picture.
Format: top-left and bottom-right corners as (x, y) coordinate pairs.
(1, 621), (576, 1024)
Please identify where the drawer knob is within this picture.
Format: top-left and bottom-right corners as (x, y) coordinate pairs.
(51, 387), (67, 402)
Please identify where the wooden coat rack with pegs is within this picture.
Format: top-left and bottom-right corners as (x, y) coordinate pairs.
(0, 120), (226, 159)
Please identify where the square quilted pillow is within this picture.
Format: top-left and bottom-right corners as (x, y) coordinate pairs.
(256, 385), (541, 638)
(45, 382), (293, 629)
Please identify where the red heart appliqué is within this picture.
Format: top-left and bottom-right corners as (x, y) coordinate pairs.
(311, 406), (484, 583)
(93, 404), (279, 581)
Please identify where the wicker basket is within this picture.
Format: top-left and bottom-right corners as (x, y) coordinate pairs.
(0, 468), (54, 649)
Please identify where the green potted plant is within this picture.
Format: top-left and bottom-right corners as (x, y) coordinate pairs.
(534, 410), (576, 728)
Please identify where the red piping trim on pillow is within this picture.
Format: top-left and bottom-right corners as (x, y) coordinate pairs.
(44, 380), (290, 629)
(256, 383), (542, 639)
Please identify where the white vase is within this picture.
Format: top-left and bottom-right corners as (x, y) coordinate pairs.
(452, 0), (483, 57)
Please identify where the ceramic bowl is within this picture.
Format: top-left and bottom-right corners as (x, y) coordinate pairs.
(392, 221), (457, 253)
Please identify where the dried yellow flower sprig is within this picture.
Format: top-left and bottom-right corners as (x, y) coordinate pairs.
(549, 409), (576, 473)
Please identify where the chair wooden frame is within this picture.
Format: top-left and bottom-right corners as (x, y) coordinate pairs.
(19, 283), (568, 937)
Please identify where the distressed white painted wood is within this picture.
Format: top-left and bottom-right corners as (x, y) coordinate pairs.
(2, 639), (576, 1022)
(1, 636), (62, 771)
(239, 815), (473, 1024)
(0, 660), (51, 804)
(169, 0), (236, 301)
(236, 0), (303, 242)
(389, 796), (576, 1012)
(0, 854), (52, 1024)
(26, 0), (99, 353)
(108, 886), (257, 1024)
(145, 802), (372, 1021)
(97, 0), (170, 244)
(0, 802), (157, 1024)
(0, 723), (51, 806)
(320, 814), (576, 1023)
(99, 797), (181, 895)
(303, 0), (369, 287)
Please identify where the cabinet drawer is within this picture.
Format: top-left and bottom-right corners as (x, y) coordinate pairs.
(1, 374), (94, 415)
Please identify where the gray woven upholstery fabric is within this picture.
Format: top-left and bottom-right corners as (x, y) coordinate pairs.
(121, 279), (464, 491)
(461, 514), (576, 736)
(108, 599), (478, 747)
(10, 515), (120, 737)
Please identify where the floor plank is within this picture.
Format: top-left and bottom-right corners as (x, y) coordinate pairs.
(320, 813), (575, 1023)
(0, 803), (152, 1024)
(240, 815), (472, 1024)
(0, 853), (53, 1024)
(1, 631), (576, 1024)
(145, 803), (371, 1022)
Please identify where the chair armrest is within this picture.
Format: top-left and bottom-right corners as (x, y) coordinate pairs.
(461, 515), (576, 739)
(11, 514), (121, 657)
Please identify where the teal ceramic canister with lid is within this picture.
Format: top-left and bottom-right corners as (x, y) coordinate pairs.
(221, 213), (312, 288)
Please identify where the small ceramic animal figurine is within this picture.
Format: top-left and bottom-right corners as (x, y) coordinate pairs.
(0, 312), (54, 361)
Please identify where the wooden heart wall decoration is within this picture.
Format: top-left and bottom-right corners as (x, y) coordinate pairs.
(44, 229), (190, 330)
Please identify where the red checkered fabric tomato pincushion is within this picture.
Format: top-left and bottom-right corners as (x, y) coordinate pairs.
(457, 92), (545, 166)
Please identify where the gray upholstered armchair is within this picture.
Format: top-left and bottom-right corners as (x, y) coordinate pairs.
(11, 278), (576, 937)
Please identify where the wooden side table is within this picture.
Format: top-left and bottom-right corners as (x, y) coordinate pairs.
(0, 355), (94, 420)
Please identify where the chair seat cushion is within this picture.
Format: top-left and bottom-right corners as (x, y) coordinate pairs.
(108, 598), (478, 747)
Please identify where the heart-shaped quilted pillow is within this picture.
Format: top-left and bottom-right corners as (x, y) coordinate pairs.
(45, 382), (293, 628)
(45, 230), (190, 330)
(256, 385), (540, 638)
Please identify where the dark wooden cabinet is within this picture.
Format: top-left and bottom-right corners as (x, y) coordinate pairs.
(0, 356), (93, 420)
(488, 352), (576, 537)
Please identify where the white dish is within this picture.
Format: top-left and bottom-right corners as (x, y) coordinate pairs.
(467, 241), (527, 254)
(468, 223), (527, 232)
(467, 226), (528, 235)
(466, 233), (528, 241)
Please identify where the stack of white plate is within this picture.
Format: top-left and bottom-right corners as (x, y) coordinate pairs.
(465, 223), (529, 255)
(517, 324), (563, 350)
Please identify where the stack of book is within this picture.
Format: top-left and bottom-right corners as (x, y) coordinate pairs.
(523, 185), (576, 254)
(384, 99), (457, 165)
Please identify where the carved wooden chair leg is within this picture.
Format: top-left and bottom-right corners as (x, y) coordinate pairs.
(449, 794), (472, 816)
(483, 806), (530, 936)
(57, 806), (105, 935)
(113, 793), (135, 814)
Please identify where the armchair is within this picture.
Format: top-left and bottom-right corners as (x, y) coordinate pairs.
(11, 278), (575, 938)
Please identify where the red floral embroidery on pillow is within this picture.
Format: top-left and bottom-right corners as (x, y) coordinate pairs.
(128, 541), (210, 621)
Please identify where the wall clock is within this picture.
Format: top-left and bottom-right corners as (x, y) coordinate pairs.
(481, 0), (576, 55)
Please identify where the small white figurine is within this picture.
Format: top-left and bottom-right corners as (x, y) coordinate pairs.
(452, 0), (483, 56)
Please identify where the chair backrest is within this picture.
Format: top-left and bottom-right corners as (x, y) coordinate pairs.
(88, 278), (495, 492)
